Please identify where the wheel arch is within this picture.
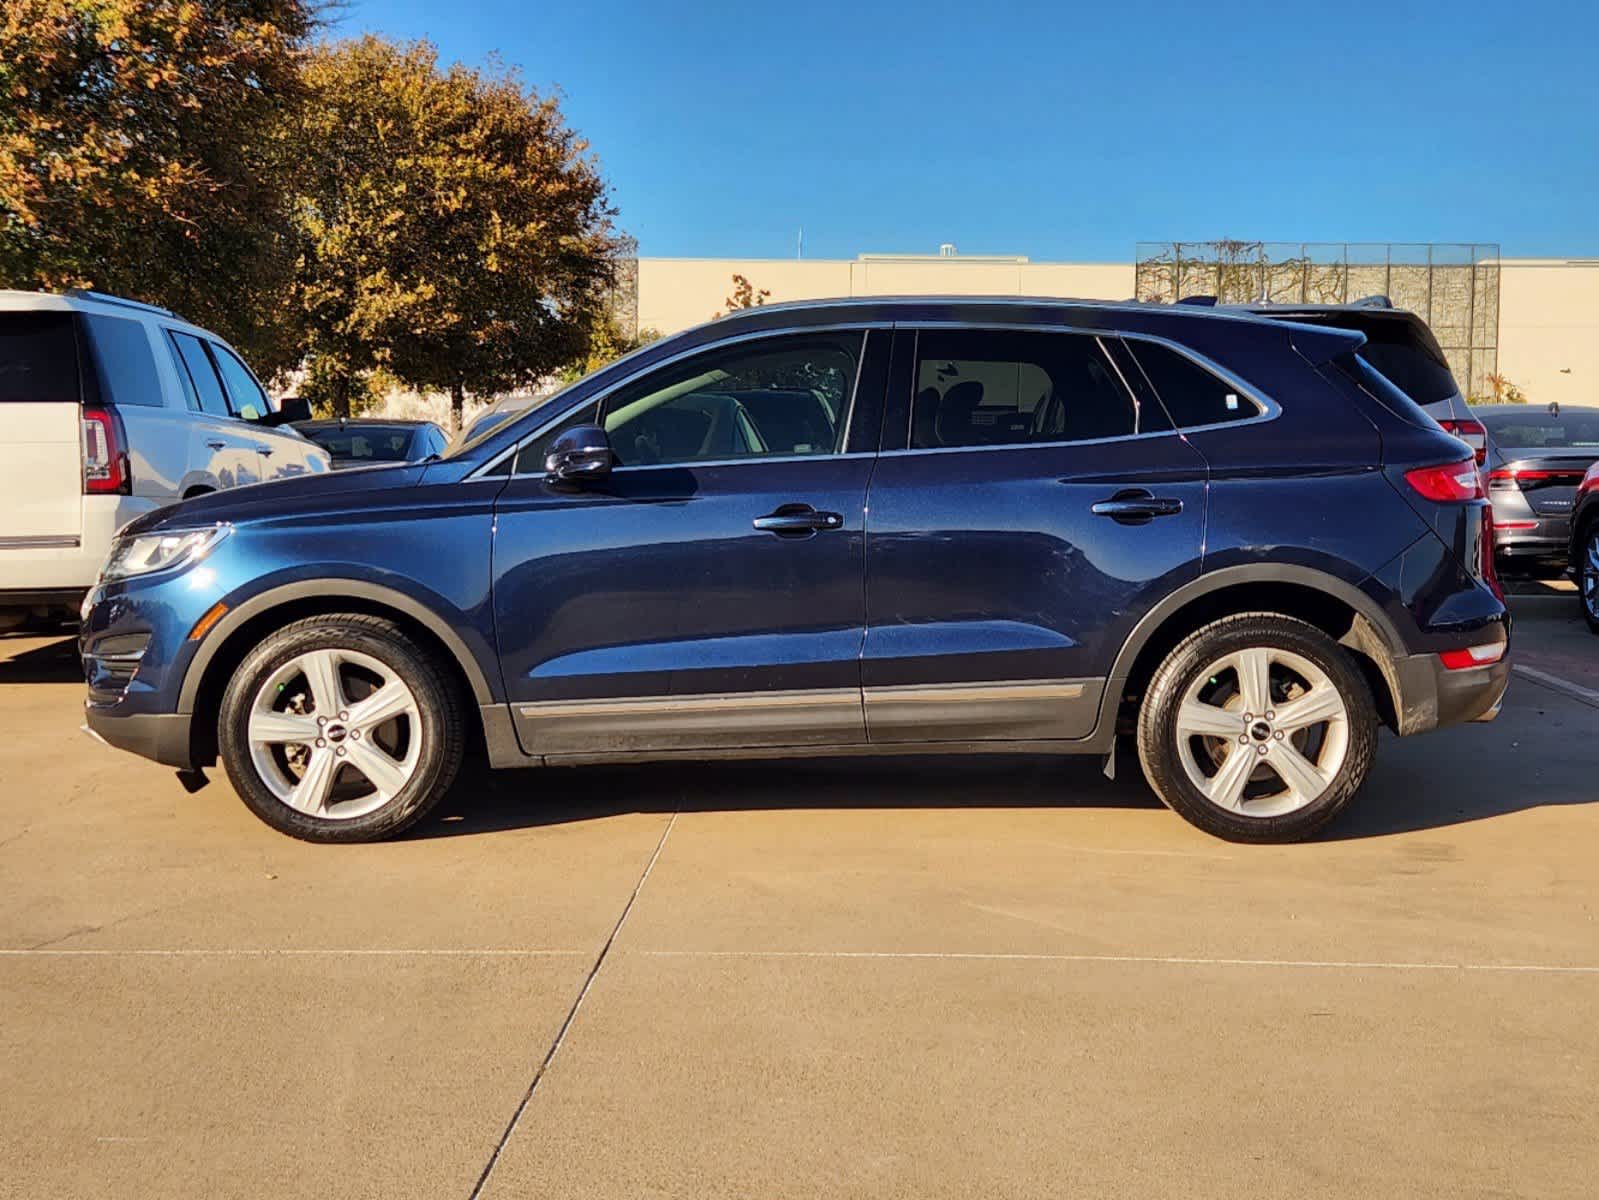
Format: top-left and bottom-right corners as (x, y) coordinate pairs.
(179, 580), (497, 766)
(1100, 565), (1407, 737)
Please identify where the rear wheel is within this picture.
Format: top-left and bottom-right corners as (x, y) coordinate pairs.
(1581, 528), (1599, 635)
(218, 614), (463, 842)
(1136, 614), (1378, 843)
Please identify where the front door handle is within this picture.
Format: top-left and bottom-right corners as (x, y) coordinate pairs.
(205, 439), (227, 451)
(254, 444), (274, 457)
(753, 504), (844, 536)
(1091, 489), (1184, 523)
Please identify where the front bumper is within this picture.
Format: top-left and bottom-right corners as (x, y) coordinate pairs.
(1391, 653), (1511, 735)
(83, 707), (195, 769)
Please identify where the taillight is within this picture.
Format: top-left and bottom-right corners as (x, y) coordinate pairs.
(1438, 418), (1487, 465)
(1439, 641), (1506, 670)
(1487, 467), (1585, 488)
(1577, 464), (1599, 497)
(1479, 505), (1505, 603)
(1404, 459), (1484, 502)
(81, 407), (130, 495)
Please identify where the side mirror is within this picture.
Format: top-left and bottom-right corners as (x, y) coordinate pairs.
(253, 396), (312, 427)
(544, 424), (614, 484)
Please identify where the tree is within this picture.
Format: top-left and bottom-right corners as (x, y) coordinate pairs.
(0, 0), (316, 374)
(1478, 372), (1529, 405)
(556, 317), (661, 384)
(716, 273), (770, 317)
(288, 37), (619, 428)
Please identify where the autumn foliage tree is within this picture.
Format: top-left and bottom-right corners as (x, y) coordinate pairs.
(0, 0), (316, 372)
(289, 37), (620, 427)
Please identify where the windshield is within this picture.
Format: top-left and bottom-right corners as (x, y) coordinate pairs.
(1480, 410), (1599, 452)
(303, 426), (417, 462)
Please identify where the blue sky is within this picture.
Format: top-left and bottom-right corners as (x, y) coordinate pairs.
(347, 0), (1597, 261)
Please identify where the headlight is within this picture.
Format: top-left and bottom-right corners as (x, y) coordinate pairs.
(101, 524), (231, 583)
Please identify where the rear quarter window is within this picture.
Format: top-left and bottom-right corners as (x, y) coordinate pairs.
(1125, 340), (1261, 429)
(83, 314), (165, 408)
(0, 312), (80, 404)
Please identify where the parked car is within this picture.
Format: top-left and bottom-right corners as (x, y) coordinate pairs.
(1229, 296), (1488, 460)
(1568, 459), (1599, 633)
(80, 297), (1509, 844)
(0, 290), (328, 631)
(1475, 403), (1599, 577)
(294, 418), (449, 468)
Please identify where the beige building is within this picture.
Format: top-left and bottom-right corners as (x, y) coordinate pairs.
(637, 253), (1599, 408)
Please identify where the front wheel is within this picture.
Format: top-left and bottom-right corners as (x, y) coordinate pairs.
(1136, 614), (1378, 843)
(1580, 528), (1599, 635)
(218, 614), (464, 842)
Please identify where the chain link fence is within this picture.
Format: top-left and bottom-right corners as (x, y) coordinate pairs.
(1135, 242), (1500, 398)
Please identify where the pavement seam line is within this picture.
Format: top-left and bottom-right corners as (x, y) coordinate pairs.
(639, 950), (1599, 974)
(467, 809), (679, 1200)
(1512, 663), (1599, 710)
(0, 948), (588, 957)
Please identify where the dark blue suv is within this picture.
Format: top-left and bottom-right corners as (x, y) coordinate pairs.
(80, 298), (1510, 843)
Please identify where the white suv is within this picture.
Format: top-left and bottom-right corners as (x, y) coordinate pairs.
(0, 290), (329, 629)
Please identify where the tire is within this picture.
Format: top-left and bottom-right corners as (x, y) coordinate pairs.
(218, 614), (464, 842)
(1136, 613), (1378, 843)
(1580, 527), (1599, 635)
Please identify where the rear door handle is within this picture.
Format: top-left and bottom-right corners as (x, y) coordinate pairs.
(1091, 490), (1184, 522)
(753, 504), (844, 536)
(254, 444), (274, 457)
(205, 439), (226, 451)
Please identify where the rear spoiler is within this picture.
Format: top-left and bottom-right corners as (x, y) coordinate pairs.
(1278, 321), (1366, 366)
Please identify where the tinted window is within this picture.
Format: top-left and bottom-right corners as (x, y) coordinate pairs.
(211, 344), (269, 418)
(601, 333), (859, 466)
(910, 330), (1138, 449)
(1480, 411), (1599, 451)
(0, 312), (79, 404)
(84, 314), (163, 407)
(1127, 340), (1261, 429)
(1349, 316), (1464, 406)
(168, 332), (231, 417)
(304, 425), (421, 462)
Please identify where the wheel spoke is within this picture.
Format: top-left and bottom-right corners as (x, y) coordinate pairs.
(343, 738), (409, 800)
(289, 748), (338, 815)
(346, 682), (412, 732)
(1267, 740), (1328, 803)
(299, 650), (344, 717)
(1235, 648), (1273, 717)
(1177, 700), (1243, 739)
(1273, 682), (1345, 733)
(248, 709), (320, 745)
(1203, 744), (1256, 811)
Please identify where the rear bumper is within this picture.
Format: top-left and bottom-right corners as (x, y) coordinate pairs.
(0, 496), (160, 600)
(1391, 653), (1511, 735)
(82, 707), (194, 770)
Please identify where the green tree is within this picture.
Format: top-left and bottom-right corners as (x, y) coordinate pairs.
(289, 37), (619, 427)
(0, 0), (316, 374)
(556, 317), (661, 384)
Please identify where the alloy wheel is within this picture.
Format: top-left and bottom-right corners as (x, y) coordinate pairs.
(1174, 645), (1350, 818)
(1584, 531), (1599, 623)
(246, 648), (422, 820)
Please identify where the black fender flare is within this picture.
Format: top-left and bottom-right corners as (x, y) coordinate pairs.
(1090, 563), (1407, 739)
(177, 578), (497, 712)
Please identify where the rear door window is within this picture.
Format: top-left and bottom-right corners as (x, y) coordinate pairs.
(83, 314), (164, 407)
(910, 329), (1142, 449)
(1125, 340), (1262, 429)
(0, 312), (80, 404)
(210, 343), (270, 419)
(167, 331), (232, 418)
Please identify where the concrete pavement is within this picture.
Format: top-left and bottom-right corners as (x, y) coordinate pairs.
(1, 596), (1595, 1197)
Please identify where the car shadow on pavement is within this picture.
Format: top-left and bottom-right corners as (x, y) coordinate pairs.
(0, 635), (82, 684)
(419, 752), (1166, 840)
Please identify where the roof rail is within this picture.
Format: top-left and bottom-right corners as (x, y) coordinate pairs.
(1176, 294), (1218, 306)
(64, 289), (177, 318)
(1349, 294), (1393, 309)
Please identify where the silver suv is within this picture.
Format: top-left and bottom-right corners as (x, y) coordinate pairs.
(0, 290), (329, 629)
